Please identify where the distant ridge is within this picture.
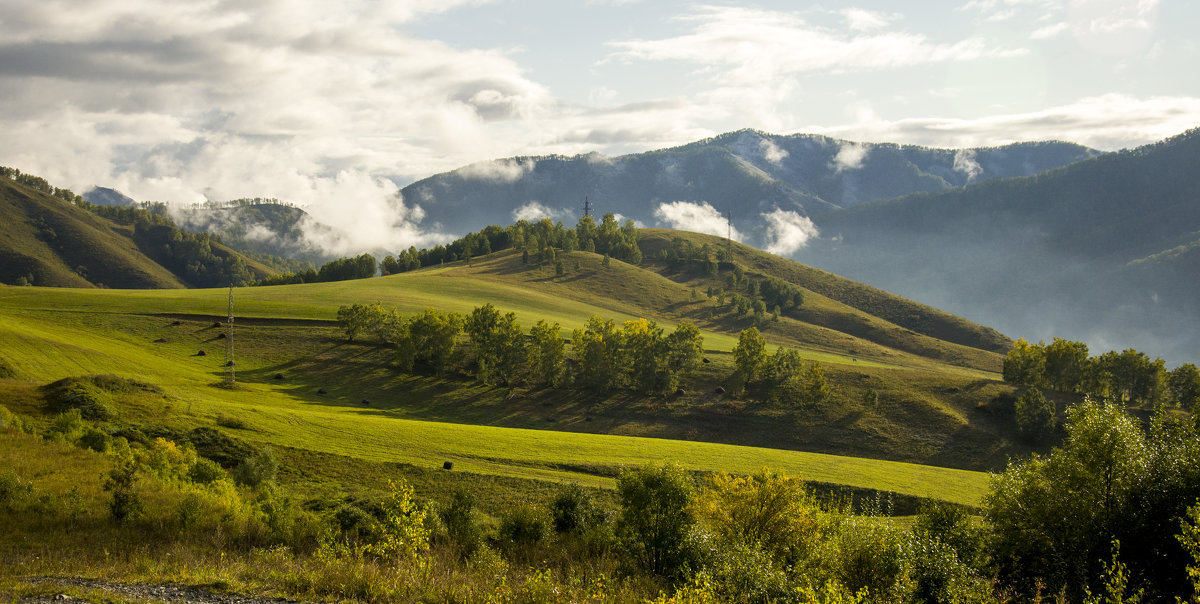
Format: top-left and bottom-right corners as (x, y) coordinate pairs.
(400, 129), (1099, 237)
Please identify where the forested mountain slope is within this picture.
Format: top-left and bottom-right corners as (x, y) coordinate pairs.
(805, 128), (1200, 363)
(400, 129), (1097, 237)
(0, 174), (277, 288)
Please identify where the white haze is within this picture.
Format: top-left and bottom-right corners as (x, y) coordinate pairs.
(761, 208), (820, 256)
(653, 201), (743, 240)
(512, 201), (571, 223)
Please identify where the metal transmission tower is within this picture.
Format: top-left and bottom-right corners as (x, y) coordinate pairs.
(224, 283), (235, 387)
(583, 196), (591, 217)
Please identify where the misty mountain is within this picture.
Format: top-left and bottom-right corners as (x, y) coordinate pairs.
(401, 129), (1098, 236)
(82, 186), (136, 207)
(802, 128), (1200, 364)
(170, 199), (333, 266)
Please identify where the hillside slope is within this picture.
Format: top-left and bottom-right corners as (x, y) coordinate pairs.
(400, 129), (1098, 237)
(805, 128), (1200, 364)
(0, 176), (278, 288)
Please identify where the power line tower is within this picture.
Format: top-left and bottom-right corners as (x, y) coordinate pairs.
(224, 283), (235, 387)
(583, 196), (591, 218)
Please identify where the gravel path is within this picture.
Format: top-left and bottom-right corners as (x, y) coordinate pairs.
(15, 576), (300, 603)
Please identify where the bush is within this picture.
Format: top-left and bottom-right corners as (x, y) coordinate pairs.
(43, 408), (87, 443)
(215, 413), (248, 430)
(1015, 387), (1055, 439)
(189, 457), (227, 484)
(550, 483), (603, 533)
(78, 426), (112, 453)
(617, 463), (700, 581)
(43, 380), (115, 420)
(103, 459), (144, 523)
(0, 470), (34, 512)
(498, 504), (549, 547)
(0, 404), (27, 433)
(440, 488), (483, 557)
(233, 446), (278, 488)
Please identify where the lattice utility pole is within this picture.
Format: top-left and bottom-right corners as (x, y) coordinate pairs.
(224, 283), (235, 387)
(583, 196), (591, 217)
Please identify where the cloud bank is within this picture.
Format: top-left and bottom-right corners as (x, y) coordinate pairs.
(761, 208), (820, 256)
(653, 201), (742, 240)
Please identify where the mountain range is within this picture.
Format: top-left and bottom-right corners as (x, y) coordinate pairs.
(400, 129), (1099, 237)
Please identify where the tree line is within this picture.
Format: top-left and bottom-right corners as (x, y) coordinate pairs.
(1002, 337), (1200, 437)
(337, 303), (702, 395)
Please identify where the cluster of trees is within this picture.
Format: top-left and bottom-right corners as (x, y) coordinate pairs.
(1, 165), (82, 204)
(256, 253), (377, 286)
(130, 218), (256, 287)
(732, 327), (830, 407)
(337, 303), (703, 395)
(1004, 337), (1200, 407)
(378, 214), (643, 275)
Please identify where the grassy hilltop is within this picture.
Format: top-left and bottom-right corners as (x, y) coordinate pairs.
(0, 215), (1049, 601)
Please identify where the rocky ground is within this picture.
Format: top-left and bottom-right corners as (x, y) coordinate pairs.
(11, 577), (298, 603)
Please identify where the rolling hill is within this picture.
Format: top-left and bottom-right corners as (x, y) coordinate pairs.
(0, 175), (279, 288)
(804, 128), (1200, 365)
(400, 129), (1098, 237)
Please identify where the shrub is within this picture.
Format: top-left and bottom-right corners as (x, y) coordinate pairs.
(189, 457), (227, 484)
(0, 470), (34, 512)
(440, 488), (483, 557)
(43, 380), (115, 420)
(215, 413), (248, 430)
(549, 483), (603, 533)
(103, 459), (144, 523)
(0, 404), (27, 433)
(233, 446), (278, 488)
(43, 408), (87, 443)
(78, 426), (112, 453)
(617, 463), (700, 581)
(498, 504), (549, 547)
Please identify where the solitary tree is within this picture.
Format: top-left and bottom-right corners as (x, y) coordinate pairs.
(733, 327), (767, 385)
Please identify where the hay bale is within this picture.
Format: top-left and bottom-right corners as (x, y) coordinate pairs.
(316, 388), (327, 395)
(675, 388), (686, 396)
(197, 350), (207, 357)
(170, 320), (182, 326)
(361, 399), (370, 405)
(153, 338), (168, 343)
(442, 461), (453, 470)
(224, 360), (234, 367)
(211, 322), (222, 328)
(702, 358), (711, 364)
(714, 386), (725, 394)
(273, 373), (284, 380)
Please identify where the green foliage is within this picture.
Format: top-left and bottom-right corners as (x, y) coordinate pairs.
(0, 469), (34, 512)
(233, 446), (279, 488)
(549, 483), (603, 533)
(1169, 363), (1200, 410)
(733, 327), (766, 384)
(1014, 387), (1055, 439)
(466, 303), (525, 385)
(103, 459), (145, 523)
(189, 457), (227, 485)
(395, 308), (463, 374)
(572, 316), (622, 391)
(44, 380), (114, 421)
(440, 488), (483, 558)
(1002, 338), (1045, 387)
(1044, 337), (1090, 393)
(617, 463), (699, 581)
(497, 503), (550, 547)
(984, 399), (1200, 600)
(364, 479), (430, 562)
(336, 302), (387, 342)
(526, 320), (565, 387)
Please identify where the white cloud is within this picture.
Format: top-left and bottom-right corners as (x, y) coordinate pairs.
(831, 142), (869, 172)
(953, 149), (983, 181)
(761, 208), (819, 256)
(841, 8), (893, 32)
(653, 201), (742, 240)
(512, 201), (570, 222)
(460, 158), (538, 183)
(759, 138), (789, 166)
(808, 94), (1200, 151)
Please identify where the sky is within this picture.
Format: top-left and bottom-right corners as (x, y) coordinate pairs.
(1, 0), (1197, 251)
